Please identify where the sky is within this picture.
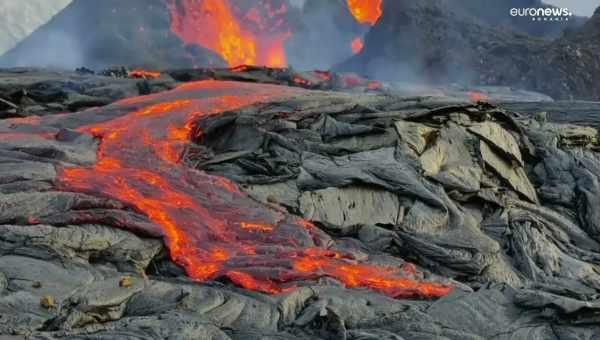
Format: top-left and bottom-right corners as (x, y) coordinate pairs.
(544, 0), (599, 16)
(0, 0), (71, 54)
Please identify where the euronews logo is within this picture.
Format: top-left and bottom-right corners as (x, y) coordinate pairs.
(510, 7), (573, 21)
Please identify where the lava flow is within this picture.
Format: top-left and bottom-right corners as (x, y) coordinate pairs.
(56, 80), (453, 299)
(168, 0), (290, 67)
(128, 69), (161, 79)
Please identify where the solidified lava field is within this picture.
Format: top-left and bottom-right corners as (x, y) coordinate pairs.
(1, 67), (600, 339)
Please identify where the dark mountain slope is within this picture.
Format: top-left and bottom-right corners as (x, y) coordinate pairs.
(336, 0), (600, 100)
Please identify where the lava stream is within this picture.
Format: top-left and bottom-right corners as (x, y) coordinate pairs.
(57, 80), (453, 299)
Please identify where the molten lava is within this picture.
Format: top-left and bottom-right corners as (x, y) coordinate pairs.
(469, 91), (488, 102)
(128, 69), (161, 79)
(55, 80), (453, 299)
(367, 80), (382, 90)
(168, 0), (290, 67)
(347, 0), (383, 25)
(351, 36), (364, 54)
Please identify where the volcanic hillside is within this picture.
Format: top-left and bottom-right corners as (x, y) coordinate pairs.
(337, 0), (600, 100)
(456, 0), (587, 38)
(2, 0), (598, 100)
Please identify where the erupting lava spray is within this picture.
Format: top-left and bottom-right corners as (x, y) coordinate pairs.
(168, 0), (290, 67)
(347, 0), (383, 25)
(347, 0), (383, 54)
(56, 80), (452, 299)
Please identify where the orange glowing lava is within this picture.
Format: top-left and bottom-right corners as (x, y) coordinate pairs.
(128, 69), (161, 79)
(313, 70), (332, 82)
(469, 91), (488, 102)
(55, 80), (452, 299)
(351, 36), (364, 54)
(347, 0), (383, 25)
(240, 221), (274, 232)
(367, 80), (382, 90)
(292, 76), (311, 87)
(168, 0), (290, 67)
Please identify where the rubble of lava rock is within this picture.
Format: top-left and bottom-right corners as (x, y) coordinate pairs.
(0, 67), (600, 339)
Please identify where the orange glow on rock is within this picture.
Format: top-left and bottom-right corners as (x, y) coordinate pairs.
(55, 80), (453, 299)
(313, 70), (332, 82)
(367, 80), (382, 90)
(292, 76), (311, 87)
(240, 222), (274, 232)
(0, 132), (54, 141)
(347, 0), (383, 25)
(226, 270), (295, 294)
(128, 69), (161, 79)
(351, 36), (364, 54)
(168, 0), (290, 67)
(4, 115), (42, 125)
(469, 91), (488, 102)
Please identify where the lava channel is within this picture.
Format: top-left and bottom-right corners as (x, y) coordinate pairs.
(57, 80), (453, 299)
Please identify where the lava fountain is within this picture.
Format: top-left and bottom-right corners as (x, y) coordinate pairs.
(347, 0), (382, 54)
(56, 80), (453, 299)
(347, 0), (383, 25)
(168, 0), (290, 67)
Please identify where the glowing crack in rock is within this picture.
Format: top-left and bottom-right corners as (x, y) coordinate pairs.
(128, 69), (162, 79)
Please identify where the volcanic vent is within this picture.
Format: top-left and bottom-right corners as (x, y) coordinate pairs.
(167, 0), (291, 67)
(0, 0), (387, 71)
